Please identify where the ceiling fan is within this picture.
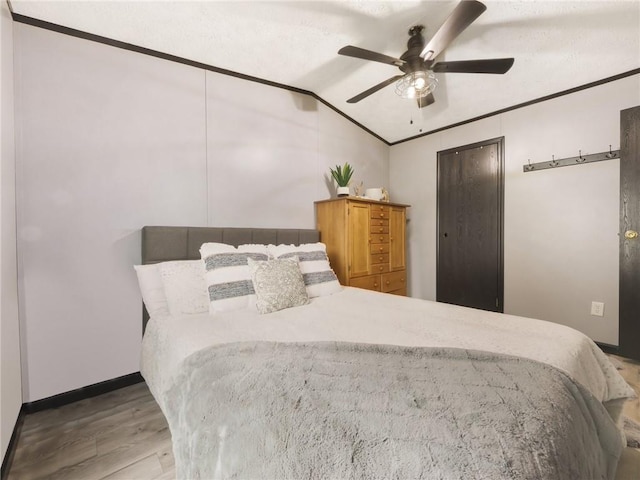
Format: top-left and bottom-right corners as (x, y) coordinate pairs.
(338, 0), (514, 108)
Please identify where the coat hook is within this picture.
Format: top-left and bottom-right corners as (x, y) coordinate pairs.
(524, 159), (534, 171)
(576, 149), (586, 163)
(550, 155), (559, 167)
(605, 144), (617, 159)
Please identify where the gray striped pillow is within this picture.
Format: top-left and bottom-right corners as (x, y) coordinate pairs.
(268, 243), (342, 297)
(200, 243), (270, 313)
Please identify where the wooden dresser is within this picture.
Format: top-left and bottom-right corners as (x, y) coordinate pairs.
(315, 197), (409, 296)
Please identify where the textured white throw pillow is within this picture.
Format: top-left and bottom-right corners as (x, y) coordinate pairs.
(200, 243), (270, 313)
(157, 260), (210, 316)
(268, 243), (342, 297)
(134, 264), (171, 319)
(248, 257), (309, 314)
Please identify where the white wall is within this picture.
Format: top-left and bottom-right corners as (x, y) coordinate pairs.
(390, 74), (640, 345)
(204, 73), (388, 229)
(1, 0), (22, 460)
(14, 24), (388, 402)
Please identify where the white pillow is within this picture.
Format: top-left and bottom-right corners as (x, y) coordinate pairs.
(200, 243), (270, 313)
(248, 257), (309, 314)
(134, 264), (170, 319)
(268, 242), (342, 297)
(157, 260), (209, 316)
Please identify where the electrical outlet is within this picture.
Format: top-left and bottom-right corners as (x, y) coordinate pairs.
(590, 301), (605, 317)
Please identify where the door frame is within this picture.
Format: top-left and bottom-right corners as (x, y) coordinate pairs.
(436, 136), (505, 312)
(619, 106), (640, 360)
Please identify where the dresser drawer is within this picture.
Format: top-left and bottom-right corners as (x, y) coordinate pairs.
(370, 218), (389, 228)
(370, 224), (389, 234)
(382, 270), (406, 293)
(370, 234), (389, 244)
(370, 243), (390, 254)
(371, 253), (389, 265)
(371, 263), (390, 274)
(349, 274), (381, 292)
(370, 205), (390, 219)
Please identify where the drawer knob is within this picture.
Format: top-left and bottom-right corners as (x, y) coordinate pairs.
(386, 281), (390, 285)
(379, 236), (383, 241)
(374, 283), (378, 287)
(379, 247), (383, 252)
(379, 256), (383, 261)
(401, 278), (405, 282)
(379, 266), (383, 271)
(380, 213), (385, 217)
(379, 228), (383, 232)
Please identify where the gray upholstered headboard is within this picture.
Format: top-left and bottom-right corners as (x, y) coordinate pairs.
(142, 226), (320, 264)
(140, 226), (320, 331)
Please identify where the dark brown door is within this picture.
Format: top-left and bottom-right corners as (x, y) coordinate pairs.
(620, 107), (640, 360)
(437, 137), (504, 312)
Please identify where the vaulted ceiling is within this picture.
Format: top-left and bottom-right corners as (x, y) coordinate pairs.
(10, 0), (640, 144)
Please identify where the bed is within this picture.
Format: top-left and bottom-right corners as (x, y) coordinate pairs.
(137, 226), (635, 480)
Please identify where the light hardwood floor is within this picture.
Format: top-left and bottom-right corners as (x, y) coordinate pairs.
(5, 354), (640, 480)
(6, 382), (173, 480)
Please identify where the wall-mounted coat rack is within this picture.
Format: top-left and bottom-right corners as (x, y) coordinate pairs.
(523, 146), (620, 173)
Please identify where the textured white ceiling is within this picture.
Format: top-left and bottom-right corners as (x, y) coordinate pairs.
(11, 0), (640, 143)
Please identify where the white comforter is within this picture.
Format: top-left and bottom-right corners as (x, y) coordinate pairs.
(141, 287), (634, 414)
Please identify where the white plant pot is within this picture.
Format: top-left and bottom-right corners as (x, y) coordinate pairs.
(337, 186), (350, 197)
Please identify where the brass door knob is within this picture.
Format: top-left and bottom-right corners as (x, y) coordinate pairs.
(625, 230), (639, 239)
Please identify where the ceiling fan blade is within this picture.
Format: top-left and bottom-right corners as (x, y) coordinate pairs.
(420, 0), (487, 61)
(432, 58), (514, 74)
(347, 75), (405, 103)
(417, 93), (436, 109)
(338, 46), (405, 67)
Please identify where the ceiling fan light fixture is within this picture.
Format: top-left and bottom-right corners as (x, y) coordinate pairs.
(395, 70), (438, 99)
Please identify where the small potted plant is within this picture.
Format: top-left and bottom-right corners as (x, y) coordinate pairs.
(330, 162), (354, 197)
